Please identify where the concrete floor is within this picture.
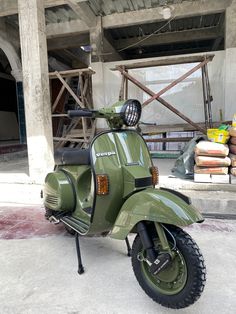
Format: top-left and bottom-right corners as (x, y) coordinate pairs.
(0, 155), (236, 313)
(0, 204), (236, 314)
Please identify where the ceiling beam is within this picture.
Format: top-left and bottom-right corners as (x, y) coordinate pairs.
(102, 0), (231, 29)
(113, 26), (223, 50)
(47, 33), (89, 50)
(46, 0), (230, 38)
(103, 37), (122, 62)
(1, 0), (230, 21)
(66, 0), (96, 27)
(103, 31), (122, 61)
(0, 0), (93, 17)
(46, 19), (89, 38)
(0, 0), (67, 17)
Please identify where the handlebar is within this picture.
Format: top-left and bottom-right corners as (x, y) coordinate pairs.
(67, 109), (93, 118)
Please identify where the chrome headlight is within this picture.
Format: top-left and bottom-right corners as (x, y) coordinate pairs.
(121, 99), (142, 126)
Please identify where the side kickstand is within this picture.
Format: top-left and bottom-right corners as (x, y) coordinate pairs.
(75, 233), (85, 274)
(125, 236), (132, 257)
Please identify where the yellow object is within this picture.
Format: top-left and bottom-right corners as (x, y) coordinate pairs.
(233, 114), (236, 127)
(207, 128), (230, 144)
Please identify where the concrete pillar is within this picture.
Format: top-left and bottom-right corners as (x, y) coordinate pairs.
(225, 0), (236, 120)
(18, 0), (54, 183)
(90, 17), (103, 63)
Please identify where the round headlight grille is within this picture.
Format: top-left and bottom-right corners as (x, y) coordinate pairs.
(121, 99), (142, 126)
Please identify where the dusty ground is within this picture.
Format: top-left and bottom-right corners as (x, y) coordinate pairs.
(0, 204), (235, 314)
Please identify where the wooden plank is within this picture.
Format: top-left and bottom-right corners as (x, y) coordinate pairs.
(52, 78), (70, 112)
(70, 128), (93, 135)
(52, 114), (68, 117)
(111, 54), (214, 71)
(54, 71), (84, 107)
(79, 75), (85, 103)
(89, 120), (96, 142)
(145, 137), (193, 143)
(82, 76), (89, 96)
(49, 68), (95, 79)
(53, 137), (89, 143)
(140, 120), (231, 135)
(119, 68), (125, 100)
(78, 74), (88, 143)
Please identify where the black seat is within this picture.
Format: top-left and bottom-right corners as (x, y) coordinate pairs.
(54, 148), (90, 165)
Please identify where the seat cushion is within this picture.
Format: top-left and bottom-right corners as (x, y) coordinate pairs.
(54, 148), (90, 165)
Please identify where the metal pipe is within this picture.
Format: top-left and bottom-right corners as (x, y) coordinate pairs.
(201, 67), (209, 129)
(204, 64), (213, 128)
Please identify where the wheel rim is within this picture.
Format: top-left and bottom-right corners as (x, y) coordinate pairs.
(140, 245), (188, 295)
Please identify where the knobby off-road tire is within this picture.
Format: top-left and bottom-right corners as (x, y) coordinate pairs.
(131, 226), (206, 309)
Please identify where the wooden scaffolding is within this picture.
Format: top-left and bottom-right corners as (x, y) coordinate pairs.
(113, 54), (216, 147)
(49, 68), (95, 149)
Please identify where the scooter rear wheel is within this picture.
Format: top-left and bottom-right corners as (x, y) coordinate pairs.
(131, 226), (206, 309)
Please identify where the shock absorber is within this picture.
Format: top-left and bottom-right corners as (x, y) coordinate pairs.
(137, 222), (157, 263)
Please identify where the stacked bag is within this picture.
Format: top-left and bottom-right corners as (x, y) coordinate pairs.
(229, 127), (236, 176)
(194, 141), (231, 175)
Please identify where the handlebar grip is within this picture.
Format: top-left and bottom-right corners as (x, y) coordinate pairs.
(68, 109), (93, 118)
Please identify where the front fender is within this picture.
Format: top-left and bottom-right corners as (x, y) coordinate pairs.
(110, 188), (203, 240)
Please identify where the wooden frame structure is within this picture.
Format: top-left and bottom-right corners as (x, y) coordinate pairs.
(114, 54), (215, 146)
(49, 68), (95, 148)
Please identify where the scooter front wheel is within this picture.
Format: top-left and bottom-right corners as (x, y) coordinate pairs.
(131, 226), (206, 309)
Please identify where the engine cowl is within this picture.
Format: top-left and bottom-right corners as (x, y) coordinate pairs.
(44, 171), (75, 212)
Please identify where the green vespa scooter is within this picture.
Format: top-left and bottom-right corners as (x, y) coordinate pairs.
(43, 99), (206, 309)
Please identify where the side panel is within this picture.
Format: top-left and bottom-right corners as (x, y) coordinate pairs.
(110, 188), (204, 240)
(44, 165), (93, 227)
(89, 130), (153, 233)
(44, 170), (75, 211)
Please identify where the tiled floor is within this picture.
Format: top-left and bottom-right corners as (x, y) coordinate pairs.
(0, 205), (65, 239)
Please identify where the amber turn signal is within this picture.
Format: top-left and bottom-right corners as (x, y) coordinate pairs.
(96, 174), (109, 195)
(150, 166), (159, 185)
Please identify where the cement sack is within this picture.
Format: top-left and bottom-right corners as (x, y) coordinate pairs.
(229, 144), (236, 155)
(229, 127), (236, 137)
(230, 167), (236, 176)
(195, 141), (229, 157)
(194, 165), (228, 175)
(230, 136), (236, 145)
(229, 154), (236, 167)
(195, 155), (231, 167)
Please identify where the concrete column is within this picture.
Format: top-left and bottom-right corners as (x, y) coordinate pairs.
(90, 17), (103, 63)
(18, 0), (54, 183)
(225, 0), (236, 120)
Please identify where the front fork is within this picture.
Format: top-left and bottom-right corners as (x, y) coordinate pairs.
(137, 221), (174, 275)
(154, 222), (173, 255)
